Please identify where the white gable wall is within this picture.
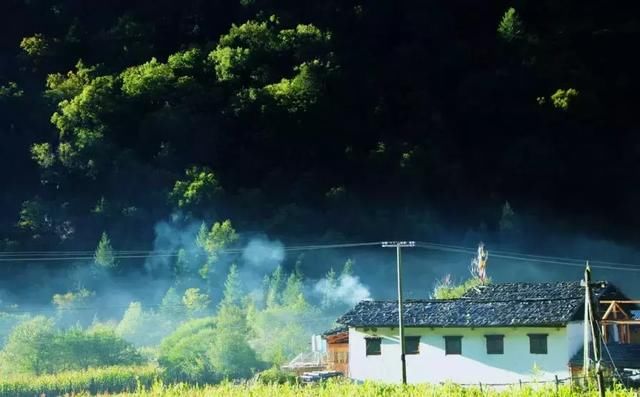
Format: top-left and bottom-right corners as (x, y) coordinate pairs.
(349, 324), (584, 384)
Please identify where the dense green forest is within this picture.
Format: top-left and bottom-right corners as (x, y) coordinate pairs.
(2, 0), (640, 254)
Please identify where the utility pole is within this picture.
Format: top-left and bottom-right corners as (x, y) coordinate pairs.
(583, 263), (591, 377)
(382, 241), (415, 385)
(582, 262), (605, 397)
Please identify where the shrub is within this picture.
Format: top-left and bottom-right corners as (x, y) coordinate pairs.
(0, 317), (144, 375)
(255, 367), (298, 385)
(158, 317), (217, 383)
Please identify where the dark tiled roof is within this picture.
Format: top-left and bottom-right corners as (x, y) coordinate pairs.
(337, 298), (582, 327)
(337, 281), (627, 328)
(461, 281), (619, 301)
(570, 344), (640, 369)
(322, 325), (348, 336)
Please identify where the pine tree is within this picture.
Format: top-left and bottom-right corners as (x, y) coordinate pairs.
(497, 7), (523, 42)
(160, 287), (184, 319)
(209, 265), (259, 379)
(221, 264), (242, 306)
(266, 265), (283, 308)
(282, 272), (305, 308)
(341, 259), (354, 278)
(321, 267), (337, 309)
(94, 232), (116, 270)
(499, 201), (516, 232)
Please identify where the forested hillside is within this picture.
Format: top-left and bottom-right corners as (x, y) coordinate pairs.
(2, 0), (640, 254)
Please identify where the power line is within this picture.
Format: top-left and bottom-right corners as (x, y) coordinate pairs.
(414, 242), (640, 273)
(2, 239), (640, 273)
(599, 330), (626, 387)
(0, 242), (382, 262)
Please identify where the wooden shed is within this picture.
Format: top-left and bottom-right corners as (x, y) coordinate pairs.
(323, 326), (349, 375)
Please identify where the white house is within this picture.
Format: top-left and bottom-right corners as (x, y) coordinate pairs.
(336, 281), (631, 384)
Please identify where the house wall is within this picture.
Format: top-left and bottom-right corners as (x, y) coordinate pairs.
(327, 342), (349, 375)
(567, 321), (587, 357)
(349, 325), (581, 384)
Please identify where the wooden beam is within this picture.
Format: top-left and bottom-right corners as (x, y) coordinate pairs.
(615, 302), (630, 319)
(601, 301), (616, 320)
(600, 320), (640, 325)
(600, 300), (640, 304)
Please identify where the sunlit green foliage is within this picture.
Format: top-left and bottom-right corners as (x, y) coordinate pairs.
(250, 268), (319, 365)
(264, 61), (323, 112)
(0, 318), (143, 376)
(0, 82), (24, 99)
(94, 231), (117, 270)
(0, 312), (29, 347)
(52, 288), (95, 327)
(432, 276), (488, 299)
(0, 317), (55, 375)
(196, 220), (239, 278)
(50, 75), (118, 172)
(168, 48), (206, 75)
(116, 302), (176, 347)
(45, 60), (96, 101)
(0, 365), (159, 396)
(182, 288), (210, 317)
(30, 143), (56, 168)
(158, 317), (217, 383)
(209, 265), (261, 378)
(210, 18), (332, 114)
(20, 34), (51, 57)
(497, 7), (523, 42)
(551, 88), (579, 111)
(121, 58), (175, 98)
(170, 166), (223, 211)
(17, 198), (49, 234)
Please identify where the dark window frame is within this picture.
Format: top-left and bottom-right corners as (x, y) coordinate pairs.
(528, 333), (548, 354)
(365, 337), (382, 356)
(485, 334), (504, 354)
(444, 336), (462, 355)
(405, 336), (420, 355)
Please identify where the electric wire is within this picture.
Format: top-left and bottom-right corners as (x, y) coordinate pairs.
(1, 239), (640, 273)
(414, 242), (640, 272)
(599, 330), (627, 387)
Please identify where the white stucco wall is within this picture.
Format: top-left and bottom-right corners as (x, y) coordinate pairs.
(349, 325), (581, 384)
(566, 321), (587, 361)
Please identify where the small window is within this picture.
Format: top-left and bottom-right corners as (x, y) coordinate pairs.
(485, 335), (504, 354)
(529, 334), (548, 354)
(366, 337), (381, 356)
(444, 336), (462, 355)
(405, 336), (420, 355)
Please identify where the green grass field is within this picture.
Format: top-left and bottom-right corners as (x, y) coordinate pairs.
(0, 366), (636, 397)
(106, 382), (635, 397)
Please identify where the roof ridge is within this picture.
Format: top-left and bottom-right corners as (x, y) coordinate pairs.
(358, 297), (583, 304)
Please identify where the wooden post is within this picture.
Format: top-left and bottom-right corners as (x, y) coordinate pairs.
(555, 375), (559, 395)
(585, 264), (605, 397)
(583, 265), (591, 377)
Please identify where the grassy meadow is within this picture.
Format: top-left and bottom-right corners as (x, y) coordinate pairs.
(0, 368), (636, 397)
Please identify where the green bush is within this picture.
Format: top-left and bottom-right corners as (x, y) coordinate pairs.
(0, 365), (159, 397)
(0, 317), (144, 375)
(158, 317), (217, 383)
(255, 367), (298, 385)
